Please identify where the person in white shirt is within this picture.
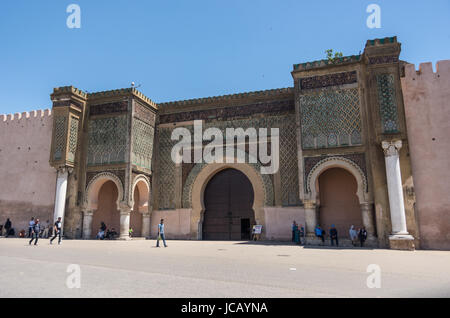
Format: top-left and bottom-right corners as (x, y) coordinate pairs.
(349, 225), (358, 246)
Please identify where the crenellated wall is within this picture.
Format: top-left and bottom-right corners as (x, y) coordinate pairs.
(0, 110), (56, 233)
(401, 60), (450, 250)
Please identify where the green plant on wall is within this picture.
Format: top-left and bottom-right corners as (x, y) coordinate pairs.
(325, 49), (343, 63)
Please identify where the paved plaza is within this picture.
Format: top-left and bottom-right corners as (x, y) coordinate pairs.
(0, 238), (449, 298)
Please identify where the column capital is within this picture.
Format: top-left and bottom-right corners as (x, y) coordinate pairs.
(118, 202), (132, 214)
(304, 200), (316, 210)
(119, 209), (131, 216)
(83, 210), (94, 217)
(360, 202), (374, 209)
(56, 166), (73, 175)
(382, 140), (402, 157)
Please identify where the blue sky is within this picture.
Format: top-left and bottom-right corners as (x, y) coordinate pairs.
(0, 0), (449, 114)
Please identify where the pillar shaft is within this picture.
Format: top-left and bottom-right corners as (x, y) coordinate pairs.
(53, 168), (69, 234)
(382, 140), (409, 235)
(361, 203), (375, 238)
(82, 211), (93, 239)
(304, 200), (317, 236)
(142, 213), (151, 238)
(119, 209), (131, 240)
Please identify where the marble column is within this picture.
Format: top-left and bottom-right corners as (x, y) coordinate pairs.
(119, 208), (131, 240)
(142, 212), (151, 238)
(382, 140), (415, 249)
(82, 210), (94, 239)
(53, 167), (69, 233)
(360, 203), (376, 239)
(304, 200), (317, 237)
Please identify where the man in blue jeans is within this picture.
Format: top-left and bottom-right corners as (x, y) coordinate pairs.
(156, 219), (167, 248)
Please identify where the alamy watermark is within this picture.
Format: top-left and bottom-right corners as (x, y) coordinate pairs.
(66, 4), (81, 29)
(366, 4), (381, 29)
(66, 264), (81, 289)
(171, 120), (279, 175)
(366, 264), (381, 288)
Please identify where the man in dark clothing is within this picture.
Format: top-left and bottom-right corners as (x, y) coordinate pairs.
(291, 221), (297, 242)
(4, 219), (12, 237)
(359, 227), (368, 247)
(29, 219), (41, 246)
(50, 217), (62, 245)
(298, 224), (305, 245)
(330, 225), (339, 246)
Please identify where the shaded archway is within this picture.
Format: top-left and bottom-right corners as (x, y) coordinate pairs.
(303, 156), (377, 241)
(82, 172), (125, 239)
(130, 175), (151, 238)
(318, 168), (363, 236)
(203, 168), (255, 240)
(91, 180), (120, 238)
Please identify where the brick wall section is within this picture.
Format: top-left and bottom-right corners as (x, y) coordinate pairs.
(0, 110), (56, 234)
(401, 60), (450, 250)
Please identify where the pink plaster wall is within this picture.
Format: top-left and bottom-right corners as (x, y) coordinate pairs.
(401, 60), (450, 250)
(264, 207), (305, 241)
(150, 209), (192, 239)
(0, 110), (56, 234)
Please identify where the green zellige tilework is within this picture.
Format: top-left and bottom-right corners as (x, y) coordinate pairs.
(300, 88), (362, 149)
(376, 74), (399, 133)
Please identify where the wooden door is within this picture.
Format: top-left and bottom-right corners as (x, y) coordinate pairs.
(203, 169), (255, 240)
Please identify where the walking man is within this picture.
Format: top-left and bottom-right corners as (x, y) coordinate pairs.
(28, 217), (35, 238)
(156, 219), (167, 248)
(50, 217), (62, 245)
(29, 219), (41, 246)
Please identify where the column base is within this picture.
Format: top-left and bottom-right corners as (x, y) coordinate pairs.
(389, 234), (415, 251)
(118, 235), (132, 241)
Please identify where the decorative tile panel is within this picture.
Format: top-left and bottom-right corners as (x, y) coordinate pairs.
(132, 118), (154, 170)
(159, 99), (294, 124)
(157, 127), (176, 209)
(67, 117), (79, 162)
(299, 71), (357, 90)
(299, 88), (362, 149)
(89, 101), (128, 116)
(369, 55), (399, 65)
(135, 101), (156, 126)
(87, 115), (127, 166)
(178, 114), (299, 208)
(376, 74), (399, 133)
(53, 116), (67, 161)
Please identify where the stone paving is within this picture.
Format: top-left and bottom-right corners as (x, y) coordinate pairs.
(0, 238), (449, 298)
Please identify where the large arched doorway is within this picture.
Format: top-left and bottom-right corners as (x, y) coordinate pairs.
(203, 168), (255, 240)
(91, 180), (120, 238)
(318, 168), (363, 237)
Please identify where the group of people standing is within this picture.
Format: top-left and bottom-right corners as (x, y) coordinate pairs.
(291, 222), (306, 245)
(292, 221), (369, 247)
